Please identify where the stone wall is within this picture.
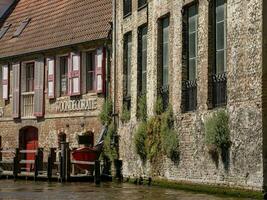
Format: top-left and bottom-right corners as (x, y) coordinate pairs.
(114, 0), (263, 190)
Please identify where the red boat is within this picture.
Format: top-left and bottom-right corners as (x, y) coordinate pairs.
(71, 126), (107, 171)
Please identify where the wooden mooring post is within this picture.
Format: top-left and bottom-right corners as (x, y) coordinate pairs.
(94, 160), (101, 185)
(60, 142), (70, 182)
(0, 148), (2, 164)
(34, 148), (43, 181)
(47, 148), (56, 181)
(13, 148), (19, 180)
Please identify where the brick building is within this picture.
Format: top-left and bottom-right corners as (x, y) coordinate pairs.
(113, 0), (267, 191)
(0, 0), (112, 156)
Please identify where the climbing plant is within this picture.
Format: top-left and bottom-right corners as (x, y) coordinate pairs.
(134, 98), (180, 164)
(204, 109), (230, 169)
(120, 103), (131, 123)
(99, 98), (113, 125)
(137, 94), (147, 122)
(99, 99), (118, 160)
(204, 109), (230, 153)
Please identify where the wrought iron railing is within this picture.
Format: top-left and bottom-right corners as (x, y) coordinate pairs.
(123, 96), (131, 111)
(183, 79), (197, 112)
(212, 73), (227, 107)
(22, 92), (34, 117)
(159, 85), (169, 111)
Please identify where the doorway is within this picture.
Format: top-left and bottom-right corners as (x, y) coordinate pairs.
(19, 126), (38, 171)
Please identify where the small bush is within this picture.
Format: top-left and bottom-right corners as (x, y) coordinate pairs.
(121, 104), (131, 123)
(160, 106), (179, 162)
(99, 99), (113, 125)
(205, 110), (230, 153)
(137, 94), (147, 122)
(134, 122), (148, 162)
(162, 129), (180, 162)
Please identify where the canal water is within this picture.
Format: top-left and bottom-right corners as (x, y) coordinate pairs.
(0, 180), (252, 200)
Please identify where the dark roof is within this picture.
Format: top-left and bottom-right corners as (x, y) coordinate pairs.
(0, 0), (112, 59)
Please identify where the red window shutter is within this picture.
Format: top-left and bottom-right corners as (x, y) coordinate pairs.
(69, 52), (81, 96)
(47, 58), (55, 99)
(12, 63), (21, 118)
(2, 64), (9, 100)
(34, 58), (45, 117)
(95, 47), (106, 94)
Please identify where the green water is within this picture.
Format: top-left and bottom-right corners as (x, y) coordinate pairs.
(0, 180), (253, 200)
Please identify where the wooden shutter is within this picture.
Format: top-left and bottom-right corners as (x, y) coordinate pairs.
(47, 58), (55, 99)
(69, 52), (81, 96)
(12, 63), (21, 118)
(34, 58), (45, 117)
(2, 64), (9, 100)
(95, 47), (106, 94)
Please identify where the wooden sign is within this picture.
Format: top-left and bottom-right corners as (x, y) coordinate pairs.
(56, 99), (97, 112)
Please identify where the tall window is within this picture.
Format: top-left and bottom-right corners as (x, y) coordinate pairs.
(183, 4), (198, 112)
(213, 0), (227, 107)
(60, 56), (68, 96)
(138, 0), (147, 9)
(26, 63), (34, 92)
(123, 0), (132, 17)
(138, 25), (147, 95)
(158, 17), (169, 109)
(86, 52), (95, 92)
(123, 32), (132, 109)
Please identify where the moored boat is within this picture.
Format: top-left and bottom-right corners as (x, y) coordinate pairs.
(71, 126), (107, 170)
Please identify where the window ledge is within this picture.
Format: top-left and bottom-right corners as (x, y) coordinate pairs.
(123, 12), (132, 19)
(21, 91), (34, 96)
(21, 116), (36, 120)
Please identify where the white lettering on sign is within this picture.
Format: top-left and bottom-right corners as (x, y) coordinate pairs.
(56, 99), (97, 112)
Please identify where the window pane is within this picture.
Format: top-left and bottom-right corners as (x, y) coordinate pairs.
(26, 63), (34, 92)
(216, 0), (225, 22)
(189, 59), (196, 81)
(189, 5), (197, 19)
(142, 72), (147, 93)
(60, 57), (68, 95)
(216, 21), (224, 50)
(189, 33), (196, 58)
(216, 50), (225, 74)
(163, 67), (168, 87)
(86, 52), (94, 91)
(162, 18), (169, 87)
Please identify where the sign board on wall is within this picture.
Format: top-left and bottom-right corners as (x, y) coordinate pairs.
(56, 99), (97, 113)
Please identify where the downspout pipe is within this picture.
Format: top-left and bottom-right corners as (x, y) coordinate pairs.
(112, 0), (117, 122)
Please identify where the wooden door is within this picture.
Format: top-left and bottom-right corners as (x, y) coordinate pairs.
(20, 127), (38, 171)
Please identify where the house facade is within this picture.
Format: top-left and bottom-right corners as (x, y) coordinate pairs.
(0, 0), (112, 157)
(113, 0), (267, 191)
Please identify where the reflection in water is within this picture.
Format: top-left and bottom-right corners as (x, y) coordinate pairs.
(0, 180), (246, 200)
